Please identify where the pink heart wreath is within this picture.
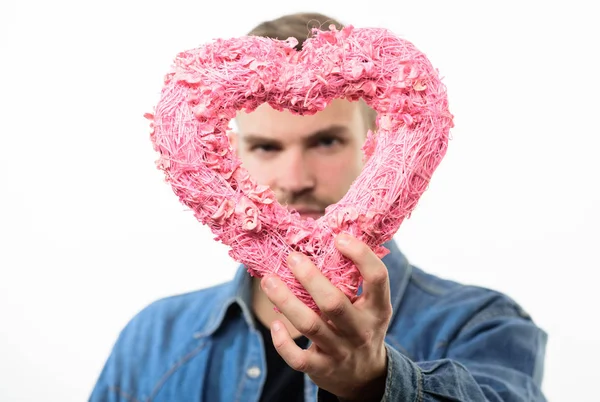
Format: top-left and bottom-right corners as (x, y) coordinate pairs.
(145, 25), (453, 313)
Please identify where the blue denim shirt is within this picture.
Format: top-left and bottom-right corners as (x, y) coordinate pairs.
(90, 240), (547, 401)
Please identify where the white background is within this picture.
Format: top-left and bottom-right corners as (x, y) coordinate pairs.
(1, 1), (598, 401)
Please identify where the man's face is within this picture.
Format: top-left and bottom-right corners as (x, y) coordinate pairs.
(232, 99), (368, 220)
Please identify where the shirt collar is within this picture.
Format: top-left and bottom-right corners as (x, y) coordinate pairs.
(193, 239), (412, 338)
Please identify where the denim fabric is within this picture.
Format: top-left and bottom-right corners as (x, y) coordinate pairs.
(90, 240), (547, 402)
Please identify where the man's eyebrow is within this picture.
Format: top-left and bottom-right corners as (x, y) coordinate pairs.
(305, 125), (350, 143)
(241, 125), (350, 145)
(241, 135), (280, 145)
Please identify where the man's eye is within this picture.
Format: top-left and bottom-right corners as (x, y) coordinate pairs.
(315, 137), (341, 148)
(250, 144), (280, 153)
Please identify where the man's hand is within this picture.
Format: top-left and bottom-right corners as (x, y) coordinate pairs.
(260, 233), (393, 402)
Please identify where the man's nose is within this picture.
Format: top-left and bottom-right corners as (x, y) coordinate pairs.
(275, 148), (315, 196)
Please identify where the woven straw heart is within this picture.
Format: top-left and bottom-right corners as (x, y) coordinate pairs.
(146, 25), (453, 312)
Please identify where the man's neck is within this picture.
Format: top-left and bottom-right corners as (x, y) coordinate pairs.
(251, 276), (304, 339)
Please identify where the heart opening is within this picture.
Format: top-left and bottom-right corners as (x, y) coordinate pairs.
(229, 98), (376, 224)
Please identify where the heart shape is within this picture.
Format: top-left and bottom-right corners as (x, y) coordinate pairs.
(146, 25), (453, 312)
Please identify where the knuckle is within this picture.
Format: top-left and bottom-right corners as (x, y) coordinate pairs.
(368, 269), (388, 286)
(298, 265), (318, 281)
(359, 325), (375, 346)
(334, 348), (350, 363)
(298, 318), (322, 337)
(357, 330), (373, 346)
(381, 305), (393, 320)
(375, 305), (393, 325)
(273, 335), (290, 350)
(355, 241), (371, 261)
(279, 294), (292, 308)
(322, 296), (346, 317)
(290, 353), (309, 372)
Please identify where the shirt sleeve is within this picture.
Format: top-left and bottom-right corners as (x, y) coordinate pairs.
(318, 297), (548, 402)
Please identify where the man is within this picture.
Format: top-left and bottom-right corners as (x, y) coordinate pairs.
(90, 12), (547, 402)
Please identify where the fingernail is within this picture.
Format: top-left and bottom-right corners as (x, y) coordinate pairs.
(337, 234), (351, 247)
(288, 252), (304, 268)
(272, 321), (281, 332)
(263, 276), (277, 290)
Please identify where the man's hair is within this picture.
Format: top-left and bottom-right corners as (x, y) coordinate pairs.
(247, 12), (378, 131)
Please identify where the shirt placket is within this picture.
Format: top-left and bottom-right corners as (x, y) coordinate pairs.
(235, 328), (267, 402)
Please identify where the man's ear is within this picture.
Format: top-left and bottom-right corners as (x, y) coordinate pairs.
(227, 131), (239, 154)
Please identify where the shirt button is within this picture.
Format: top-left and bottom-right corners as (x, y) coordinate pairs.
(246, 366), (261, 379)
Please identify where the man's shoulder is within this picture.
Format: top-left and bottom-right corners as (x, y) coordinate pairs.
(384, 241), (530, 321)
(124, 279), (234, 341)
(394, 264), (539, 344)
(406, 265), (531, 318)
(91, 280), (236, 399)
(112, 279), (237, 362)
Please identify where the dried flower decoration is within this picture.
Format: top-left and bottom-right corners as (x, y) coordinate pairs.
(146, 25), (454, 313)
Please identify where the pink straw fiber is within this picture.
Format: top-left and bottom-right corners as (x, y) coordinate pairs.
(145, 25), (454, 313)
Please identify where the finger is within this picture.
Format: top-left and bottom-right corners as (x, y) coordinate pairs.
(335, 234), (392, 313)
(270, 320), (332, 375)
(261, 275), (340, 355)
(287, 252), (362, 335)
